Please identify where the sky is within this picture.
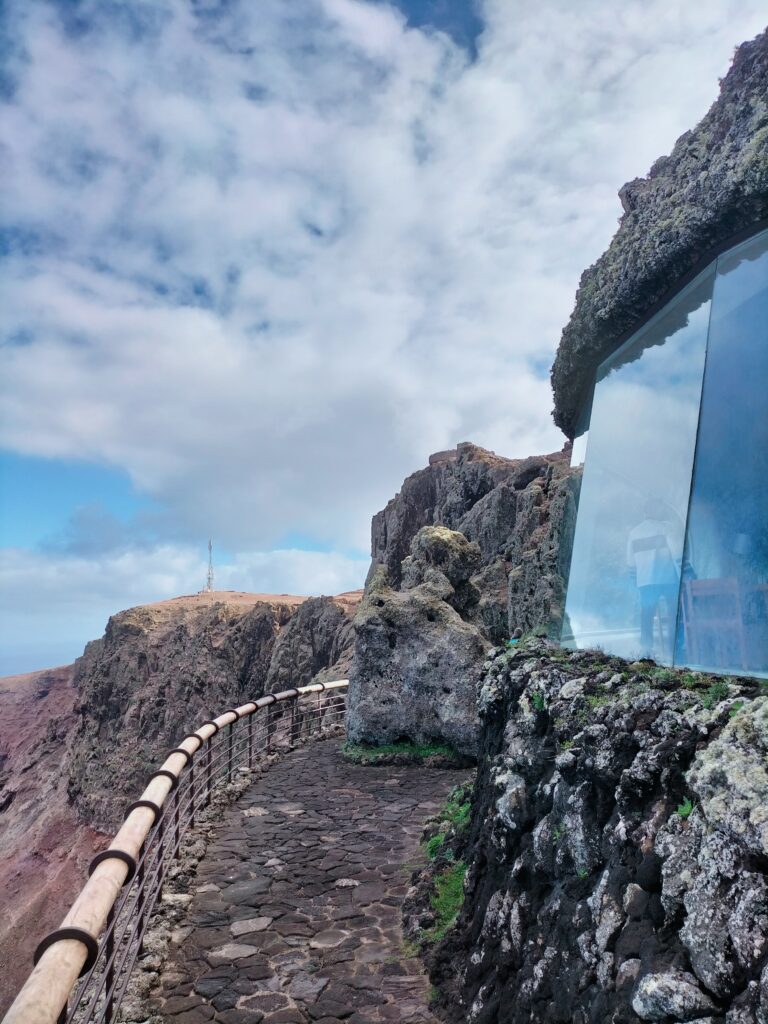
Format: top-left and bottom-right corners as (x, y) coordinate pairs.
(1, 0), (766, 675)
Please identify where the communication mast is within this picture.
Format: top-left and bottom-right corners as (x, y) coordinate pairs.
(204, 539), (214, 593)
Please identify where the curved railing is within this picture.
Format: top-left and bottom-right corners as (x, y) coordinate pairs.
(3, 680), (348, 1024)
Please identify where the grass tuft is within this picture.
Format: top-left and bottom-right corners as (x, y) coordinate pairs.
(531, 691), (547, 712)
(341, 740), (458, 764)
(426, 861), (467, 942)
(676, 796), (694, 819)
(700, 680), (729, 709)
(443, 785), (472, 832)
(425, 833), (446, 860)
(552, 822), (566, 845)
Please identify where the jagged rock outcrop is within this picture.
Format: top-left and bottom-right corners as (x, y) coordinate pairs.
(419, 638), (768, 1024)
(369, 442), (578, 641)
(264, 592), (358, 693)
(551, 28), (768, 438)
(68, 592), (360, 830)
(348, 443), (579, 753)
(347, 530), (491, 755)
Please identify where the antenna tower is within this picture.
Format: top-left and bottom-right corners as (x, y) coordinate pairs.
(205, 539), (214, 593)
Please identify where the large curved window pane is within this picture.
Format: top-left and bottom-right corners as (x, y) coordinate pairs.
(675, 229), (768, 676)
(562, 269), (713, 661)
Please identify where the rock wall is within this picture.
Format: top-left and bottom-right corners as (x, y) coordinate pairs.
(551, 28), (768, 438)
(347, 443), (579, 754)
(422, 638), (768, 1024)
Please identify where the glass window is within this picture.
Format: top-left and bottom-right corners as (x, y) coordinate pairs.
(675, 230), (768, 676)
(561, 268), (714, 661)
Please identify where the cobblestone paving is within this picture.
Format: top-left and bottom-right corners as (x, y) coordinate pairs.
(152, 739), (469, 1024)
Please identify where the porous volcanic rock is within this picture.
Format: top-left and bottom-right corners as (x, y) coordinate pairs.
(417, 638), (768, 1024)
(346, 547), (490, 755)
(551, 29), (768, 438)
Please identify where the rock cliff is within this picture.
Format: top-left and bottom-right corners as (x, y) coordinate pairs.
(347, 443), (579, 754)
(413, 638), (768, 1024)
(551, 28), (768, 438)
(68, 591), (360, 830)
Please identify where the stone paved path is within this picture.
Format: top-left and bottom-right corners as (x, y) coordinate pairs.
(152, 739), (469, 1024)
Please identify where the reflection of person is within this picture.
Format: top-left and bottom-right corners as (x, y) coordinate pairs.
(627, 499), (683, 658)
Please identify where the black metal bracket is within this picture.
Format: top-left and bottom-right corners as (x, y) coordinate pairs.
(126, 798), (162, 824)
(88, 849), (137, 884)
(200, 719), (220, 734)
(224, 708), (241, 720)
(34, 928), (99, 976)
(169, 747), (192, 765)
(149, 769), (179, 790)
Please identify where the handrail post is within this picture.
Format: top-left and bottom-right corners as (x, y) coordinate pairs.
(173, 785), (180, 859)
(291, 695), (300, 745)
(137, 843), (146, 956)
(105, 904), (115, 1022)
(227, 721), (234, 784)
(157, 813), (165, 903)
(205, 740), (212, 807)
(189, 759), (195, 828)
(248, 713), (253, 769)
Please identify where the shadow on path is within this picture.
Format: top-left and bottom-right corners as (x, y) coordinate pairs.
(152, 739), (470, 1024)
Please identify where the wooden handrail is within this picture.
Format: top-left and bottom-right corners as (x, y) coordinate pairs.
(3, 680), (348, 1024)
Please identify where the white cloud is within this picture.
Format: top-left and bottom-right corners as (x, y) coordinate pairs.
(0, 543), (369, 675)
(1, 0), (766, 669)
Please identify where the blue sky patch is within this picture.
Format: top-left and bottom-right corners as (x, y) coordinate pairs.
(0, 451), (149, 550)
(384, 0), (484, 57)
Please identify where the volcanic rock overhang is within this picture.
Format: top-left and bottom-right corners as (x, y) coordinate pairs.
(550, 27), (768, 440)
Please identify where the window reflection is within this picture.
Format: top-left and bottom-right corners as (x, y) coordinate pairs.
(675, 230), (768, 675)
(562, 227), (768, 679)
(561, 269), (713, 661)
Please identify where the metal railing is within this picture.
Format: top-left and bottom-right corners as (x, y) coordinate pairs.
(3, 680), (348, 1024)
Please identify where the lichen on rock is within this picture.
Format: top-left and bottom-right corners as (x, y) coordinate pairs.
(415, 637), (768, 1024)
